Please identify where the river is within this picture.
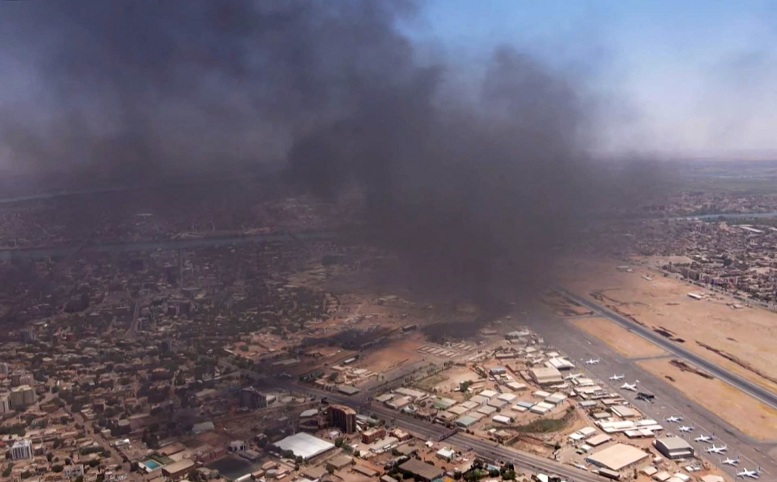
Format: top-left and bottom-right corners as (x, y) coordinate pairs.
(0, 231), (337, 261)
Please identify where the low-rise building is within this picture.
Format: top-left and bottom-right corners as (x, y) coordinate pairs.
(654, 436), (694, 460)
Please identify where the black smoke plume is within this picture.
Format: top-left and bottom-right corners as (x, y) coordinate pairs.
(0, 1), (653, 304)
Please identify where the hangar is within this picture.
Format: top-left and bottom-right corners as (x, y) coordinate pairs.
(273, 432), (335, 461)
(587, 443), (649, 471)
(654, 436), (694, 460)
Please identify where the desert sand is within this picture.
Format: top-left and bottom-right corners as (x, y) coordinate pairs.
(561, 258), (777, 393)
(637, 358), (777, 442)
(570, 317), (667, 359)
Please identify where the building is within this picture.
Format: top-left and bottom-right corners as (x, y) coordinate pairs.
(436, 447), (455, 462)
(10, 385), (36, 409)
(162, 459), (196, 480)
(64, 464), (85, 479)
(587, 443), (649, 472)
(654, 436), (695, 460)
(273, 432), (335, 461)
(228, 440), (246, 452)
(398, 458), (444, 482)
(361, 427), (386, 444)
(328, 404), (357, 434)
(327, 455), (354, 471)
(11, 439), (33, 460)
(529, 367), (563, 385)
(0, 394), (9, 414)
(239, 388), (267, 409)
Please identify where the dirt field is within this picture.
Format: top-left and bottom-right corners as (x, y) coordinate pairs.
(356, 334), (426, 373)
(561, 258), (777, 393)
(569, 317), (667, 359)
(637, 358), (777, 442)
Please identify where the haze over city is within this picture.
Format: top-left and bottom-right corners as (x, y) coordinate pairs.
(0, 3), (775, 482)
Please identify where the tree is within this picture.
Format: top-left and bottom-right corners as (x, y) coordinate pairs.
(2, 463), (13, 478)
(334, 437), (344, 448)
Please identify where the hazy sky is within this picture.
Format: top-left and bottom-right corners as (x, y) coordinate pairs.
(2, 0), (777, 167)
(409, 0), (777, 159)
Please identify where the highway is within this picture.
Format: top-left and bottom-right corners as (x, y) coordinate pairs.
(276, 381), (607, 482)
(556, 288), (777, 410)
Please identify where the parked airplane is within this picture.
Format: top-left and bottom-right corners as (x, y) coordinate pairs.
(665, 416), (682, 423)
(722, 456), (739, 466)
(694, 433), (714, 443)
(564, 373), (583, 381)
(679, 425), (694, 433)
(609, 374), (624, 381)
(584, 358), (600, 365)
(621, 381), (639, 391)
(736, 467), (760, 479)
(706, 444), (728, 454)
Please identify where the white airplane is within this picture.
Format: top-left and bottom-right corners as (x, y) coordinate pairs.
(665, 415), (682, 423)
(722, 456), (739, 466)
(694, 433), (714, 443)
(621, 380), (639, 391)
(736, 467), (760, 479)
(706, 444), (728, 454)
(609, 374), (624, 381)
(564, 373), (583, 380)
(679, 424), (694, 433)
(584, 358), (600, 365)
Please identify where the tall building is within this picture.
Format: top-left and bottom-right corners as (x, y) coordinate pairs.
(327, 404), (356, 434)
(10, 385), (36, 409)
(11, 372), (34, 387)
(0, 394), (9, 414)
(239, 388), (267, 410)
(11, 439), (32, 460)
(0, 363), (9, 375)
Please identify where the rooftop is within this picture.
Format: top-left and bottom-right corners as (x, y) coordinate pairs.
(398, 458), (444, 481)
(273, 432), (335, 461)
(587, 443), (649, 471)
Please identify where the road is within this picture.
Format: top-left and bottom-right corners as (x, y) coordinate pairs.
(522, 304), (777, 481)
(276, 381), (608, 482)
(555, 288), (777, 410)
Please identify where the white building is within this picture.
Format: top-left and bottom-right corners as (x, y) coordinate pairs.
(64, 464), (85, 479)
(11, 439), (33, 460)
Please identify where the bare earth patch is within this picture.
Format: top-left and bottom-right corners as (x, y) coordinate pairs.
(637, 358), (777, 442)
(561, 258), (777, 394)
(356, 334), (426, 373)
(569, 316), (667, 359)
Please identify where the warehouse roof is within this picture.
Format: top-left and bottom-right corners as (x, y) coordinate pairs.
(588, 443), (649, 471)
(656, 436), (694, 451)
(273, 432), (334, 461)
(398, 458), (444, 481)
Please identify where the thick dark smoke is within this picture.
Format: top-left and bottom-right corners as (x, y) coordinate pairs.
(0, 0), (652, 304)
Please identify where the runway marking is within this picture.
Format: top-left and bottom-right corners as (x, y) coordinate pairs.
(628, 354), (673, 361)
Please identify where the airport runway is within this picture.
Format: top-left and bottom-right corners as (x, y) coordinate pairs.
(522, 309), (777, 480)
(555, 288), (777, 410)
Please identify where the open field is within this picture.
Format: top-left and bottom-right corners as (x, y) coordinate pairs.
(560, 258), (777, 394)
(355, 334), (426, 373)
(637, 358), (777, 442)
(569, 317), (667, 359)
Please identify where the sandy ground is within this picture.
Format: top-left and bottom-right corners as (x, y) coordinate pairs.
(569, 317), (667, 359)
(636, 358), (777, 442)
(561, 258), (777, 393)
(356, 334), (426, 373)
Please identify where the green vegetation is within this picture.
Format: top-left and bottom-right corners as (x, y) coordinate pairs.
(415, 374), (448, 392)
(511, 407), (575, 433)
